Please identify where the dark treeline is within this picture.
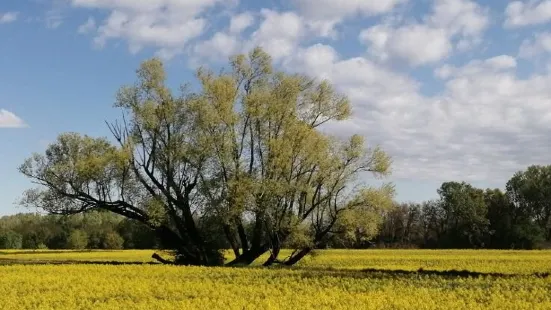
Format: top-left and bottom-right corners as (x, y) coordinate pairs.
(2, 165), (551, 250)
(375, 165), (551, 250)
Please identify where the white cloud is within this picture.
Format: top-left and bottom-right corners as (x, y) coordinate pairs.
(360, 0), (489, 66)
(193, 32), (239, 63)
(288, 0), (408, 38)
(71, 0), (227, 58)
(483, 55), (518, 69)
(281, 43), (551, 183)
(429, 0), (489, 36)
(519, 32), (551, 58)
(0, 12), (18, 24)
(78, 16), (96, 34)
(0, 109), (26, 128)
(246, 9), (304, 60)
(229, 12), (254, 34)
(360, 24), (452, 66)
(505, 0), (551, 27)
(283, 44), (423, 124)
(191, 11), (256, 64)
(193, 9), (303, 64)
(292, 0), (407, 20)
(435, 55), (517, 78)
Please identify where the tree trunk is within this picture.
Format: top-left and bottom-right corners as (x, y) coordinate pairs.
(284, 247), (311, 266)
(151, 253), (174, 264)
(153, 225), (222, 266)
(223, 224), (241, 258)
(262, 234), (281, 266)
(250, 215), (264, 250)
(178, 198), (210, 263)
(154, 225), (185, 249)
(237, 221), (249, 251)
(262, 247), (280, 266)
(225, 244), (269, 266)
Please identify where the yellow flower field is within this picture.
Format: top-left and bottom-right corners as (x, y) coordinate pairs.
(0, 250), (549, 309)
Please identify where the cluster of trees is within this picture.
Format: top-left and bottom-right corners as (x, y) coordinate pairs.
(0, 211), (157, 250)
(376, 166), (551, 250)
(4, 165), (551, 251)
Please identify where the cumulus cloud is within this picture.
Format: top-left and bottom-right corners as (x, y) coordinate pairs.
(519, 32), (551, 58)
(427, 60), (551, 179)
(428, 0), (489, 36)
(435, 55), (517, 79)
(282, 43), (551, 182)
(245, 9), (305, 60)
(505, 0), (551, 27)
(291, 0), (407, 36)
(192, 11), (255, 63)
(0, 12), (18, 24)
(70, 0), (229, 58)
(360, 24), (452, 66)
(193, 9), (305, 64)
(0, 109), (26, 128)
(229, 12), (254, 34)
(193, 32), (240, 63)
(360, 0), (489, 66)
(292, 0), (407, 19)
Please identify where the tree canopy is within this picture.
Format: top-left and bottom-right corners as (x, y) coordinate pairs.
(19, 47), (393, 266)
(376, 166), (551, 250)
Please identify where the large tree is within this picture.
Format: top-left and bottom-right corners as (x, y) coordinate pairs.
(506, 165), (551, 242)
(377, 202), (424, 247)
(19, 47), (393, 266)
(437, 182), (489, 248)
(485, 187), (544, 249)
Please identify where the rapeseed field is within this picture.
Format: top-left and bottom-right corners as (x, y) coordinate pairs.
(0, 250), (549, 309)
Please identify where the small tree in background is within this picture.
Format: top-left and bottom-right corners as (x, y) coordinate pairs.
(67, 230), (88, 250)
(102, 231), (124, 250)
(0, 230), (23, 249)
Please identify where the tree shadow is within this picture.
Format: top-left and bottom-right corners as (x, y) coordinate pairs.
(359, 267), (550, 279)
(244, 265), (550, 280)
(0, 250), (103, 255)
(0, 258), (548, 280)
(0, 258), (159, 265)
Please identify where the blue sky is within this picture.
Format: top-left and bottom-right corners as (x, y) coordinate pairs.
(1, 0), (551, 215)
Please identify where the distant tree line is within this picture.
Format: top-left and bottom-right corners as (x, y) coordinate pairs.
(374, 165), (551, 250)
(3, 165), (550, 251)
(0, 211), (158, 250)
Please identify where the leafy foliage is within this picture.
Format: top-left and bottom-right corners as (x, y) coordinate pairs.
(102, 231), (125, 249)
(0, 212), (148, 250)
(0, 230), (23, 249)
(506, 165), (551, 241)
(67, 230), (88, 250)
(376, 166), (551, 250)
